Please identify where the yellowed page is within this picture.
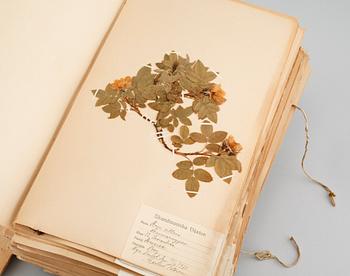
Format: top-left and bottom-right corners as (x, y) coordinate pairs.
(15, 0), (298, 266)
(0, 0), (125, 227)
(11, 51), (309, 276)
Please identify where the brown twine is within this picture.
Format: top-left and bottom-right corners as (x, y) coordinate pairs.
(292, 105), (336, 207)
(240, 106), (336, 268)
(242, 237), (301, 268)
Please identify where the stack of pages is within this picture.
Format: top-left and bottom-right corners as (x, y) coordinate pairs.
(0, 0), (309, 275)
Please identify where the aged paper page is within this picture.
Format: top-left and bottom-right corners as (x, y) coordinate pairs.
(15, 0), (298, 262)
(0, 0), (125, 227)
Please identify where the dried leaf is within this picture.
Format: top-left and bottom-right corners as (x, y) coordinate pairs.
(183, 137), (195, 145)
(159, 117), (172, 127)
(134, 66), (154, 88)
(173, 117), (179, 127)
(148, 102), (160, 111)
(194, 169), (213, 182)
(185, 177), (199, 198)
(206, 144), (221, 153)
(171, 135), (182, 144)
(142, 87), (157, 100)
(167, 124), (175, 132)
(173, 142), (182, 148)
(207, 112), (218, 123)
(214, 158), (232, 179)
(95, 89), (117, 107)
(176, 160), (192, 169)
(192, 100), (201, 113)
(157, 111), (170, 119)
(227, 156), (242, 172)
(172, 169), (193, 180)
(206, 156), (217, 167)
(208, 131), (227, 143)
(180, 125), (189, 139)
(120, 109), (127, 120)
(201, 124), (213, 137)
(183, 106), (193, 117)
(193, 156), (209, 166)
(179, 117), (192, 126)
(190, 132), (207, 143)
(102, 102), (121, 119)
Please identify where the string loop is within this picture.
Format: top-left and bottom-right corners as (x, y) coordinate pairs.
(242, 236), (301, 268)
(292, 105), (336, 207)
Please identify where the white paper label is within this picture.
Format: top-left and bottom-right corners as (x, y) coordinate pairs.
(121, 205), (225, 276)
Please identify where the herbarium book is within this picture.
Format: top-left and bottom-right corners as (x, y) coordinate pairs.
(0, 0), (309, 275)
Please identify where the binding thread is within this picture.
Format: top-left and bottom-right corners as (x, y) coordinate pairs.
(242, 237), (300, 268)
(293, 105), (336, 207)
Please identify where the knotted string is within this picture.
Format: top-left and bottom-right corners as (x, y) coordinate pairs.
(242, 237), (300, 268)
(292, 105), (336, 207)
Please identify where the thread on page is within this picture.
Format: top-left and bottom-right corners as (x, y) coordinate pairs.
(221, 175), (233, 180)
(292, 105), (336, 207)
(241, 236), (300, 268)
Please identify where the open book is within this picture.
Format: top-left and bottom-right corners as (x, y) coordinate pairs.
(0, 0), (309, 275)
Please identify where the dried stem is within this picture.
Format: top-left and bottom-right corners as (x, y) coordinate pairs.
(125, 99), (211, 158)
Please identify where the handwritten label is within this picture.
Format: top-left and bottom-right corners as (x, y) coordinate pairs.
(121, 205), (225, 276)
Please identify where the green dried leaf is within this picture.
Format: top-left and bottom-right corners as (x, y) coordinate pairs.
(179, 117), (192, 126)
(134, 66), (154, 88)
(120, 109), (127, 120)
(173, 142), (182, 148)
(183, 137), (195, 145)
(206, 156), (217, 167)
(214, 157), (232, 180)
(134, 91), (147, 105)
(208, 131), (227, 143)
(207, 112), (218, 123)
(186, 60), (216, 88)
(201, 124), (213, 137)
(157, 111), (170, 120)
(196, 98), (219, 121)
(206, 144), (221, 153)
(185, 177), (199, 198)
(176, 160), (192, 169)
(173, 117), (179, 127)
(105, 83), (116, 93)
(148, 102), (160, 111)
(102, 102), (121, 119)
(142, 87), (157, 100)
(171, 135), (183, 144)
(172, 169), (193, 180)
(183, 106), (193, 117)
(95, 89), (117, 107)
(226, 155), (242, 172)
(192, 100), (201, 113)
(198, 104), (208, 120)
(193, 156), (209, 166)
(160, 103), (172, 113)
(194, 169), (213, 182)
(167, 124), (175, 132)
(180, 125), (189, 139)
(159, 117), (172, 127)
(190, 132), (207, 143)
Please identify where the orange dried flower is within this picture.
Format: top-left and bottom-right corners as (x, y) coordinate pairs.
(210, 84), (226, 105)
(111, 76), (132, 90)
(226, 135), (242, 155)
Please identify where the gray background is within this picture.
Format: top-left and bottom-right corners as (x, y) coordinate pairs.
(4, 0), (350, 275)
